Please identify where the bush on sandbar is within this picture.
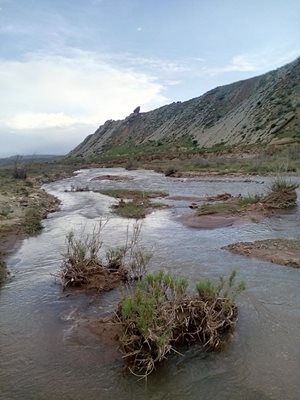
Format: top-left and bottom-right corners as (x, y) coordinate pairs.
(60, 221), (151, 290)
(116, 270), (245, 377)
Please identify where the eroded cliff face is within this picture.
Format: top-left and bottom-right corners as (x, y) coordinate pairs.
(70, 57), (300, 158)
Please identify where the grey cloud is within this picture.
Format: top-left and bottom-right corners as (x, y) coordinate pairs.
(0, 125), (95, 157)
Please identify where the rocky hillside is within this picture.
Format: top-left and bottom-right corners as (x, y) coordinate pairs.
(70, 57), (300, 158)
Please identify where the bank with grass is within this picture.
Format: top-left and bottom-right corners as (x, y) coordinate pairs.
(98, 188), (169, 219)
(67, 141), (300, 177)
(0, 161), (77, 283)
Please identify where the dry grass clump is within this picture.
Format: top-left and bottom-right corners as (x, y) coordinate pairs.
(263, 177), (298, 209)
(60, 222), (151, 291)
(116, 270), (245, 378)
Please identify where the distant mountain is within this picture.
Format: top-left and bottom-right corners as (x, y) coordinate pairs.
(0, 154), (64, 166)
(70, 57), (300, 158)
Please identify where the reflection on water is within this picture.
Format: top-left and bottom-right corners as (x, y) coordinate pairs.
(1, 168), (300, 400)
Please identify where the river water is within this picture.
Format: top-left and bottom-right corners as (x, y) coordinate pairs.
(1, 168), (300, 400)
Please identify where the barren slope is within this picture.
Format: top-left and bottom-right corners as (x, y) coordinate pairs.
(70, 57), (300, 158)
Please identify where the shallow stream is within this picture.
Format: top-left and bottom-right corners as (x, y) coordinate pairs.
(1, 168), (300, 400)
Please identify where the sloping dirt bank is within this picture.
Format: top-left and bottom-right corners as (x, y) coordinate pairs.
(0, 167), (76, 282)
(0, 188), (60, 281)
(223, 239), (300, 268)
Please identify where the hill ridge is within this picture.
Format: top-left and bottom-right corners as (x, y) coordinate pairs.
(70, 57), (300, 158)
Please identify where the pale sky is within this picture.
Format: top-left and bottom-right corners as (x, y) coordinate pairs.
(0, 0), (299, 156)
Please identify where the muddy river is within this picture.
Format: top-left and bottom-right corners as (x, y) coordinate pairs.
(1, 168), (300, 400)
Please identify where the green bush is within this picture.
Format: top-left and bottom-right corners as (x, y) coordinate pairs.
(118, 270), (245, 377)
(196, 270), (246, 301)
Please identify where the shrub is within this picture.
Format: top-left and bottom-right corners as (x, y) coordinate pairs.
(23, 208), (43, 234)
(263, 176), (299, 209)
(12, 156), (27, 179)
(270, 176), (293, 192)
(60, 221), (151, 288)
(196, 270), (246, 301)
(117, 270), (245, 377)
(12, 166), (27, 180)
(164, 166), (178, 177)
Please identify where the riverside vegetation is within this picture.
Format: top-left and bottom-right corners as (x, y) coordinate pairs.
(68, 141), (300, 177)
(59, 222), (245, 377)
(116, 270), (245, 378)
(219, 177), (300, 267)
(0, 159), (77, 283)
(98, 189), (169, 219)
(196, 177), (298, 217)
(60, 222), (151, 290)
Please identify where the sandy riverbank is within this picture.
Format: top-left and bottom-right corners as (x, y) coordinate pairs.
(224, 239), (300, 268)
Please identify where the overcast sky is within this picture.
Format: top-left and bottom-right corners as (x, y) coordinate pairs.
(0, 0), (299, 157)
